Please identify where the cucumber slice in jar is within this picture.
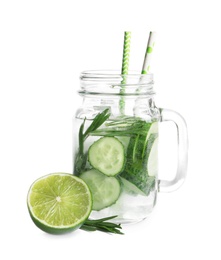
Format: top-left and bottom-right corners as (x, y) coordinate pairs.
(120, 121), (158, 195)
(88, 137), (125, 176)
(80, 169), (121, 211)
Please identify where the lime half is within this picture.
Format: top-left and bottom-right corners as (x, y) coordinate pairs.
(27, 173), (92, 234)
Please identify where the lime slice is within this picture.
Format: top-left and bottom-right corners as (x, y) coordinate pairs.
(27, 173), (92, 234)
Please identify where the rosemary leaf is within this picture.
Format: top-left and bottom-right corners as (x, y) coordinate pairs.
(83, 109), (111, 138)
(83, 215), (118, 224)
(80, 215), (124, 235)
(74, 108), (111, 174)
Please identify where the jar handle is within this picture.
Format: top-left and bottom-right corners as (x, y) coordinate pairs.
(158, 108), (188, 192)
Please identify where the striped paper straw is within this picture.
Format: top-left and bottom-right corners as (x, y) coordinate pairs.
(121, 31), (131, 76)
(120, 31), (131, 114)
(141, 31), (156, 74)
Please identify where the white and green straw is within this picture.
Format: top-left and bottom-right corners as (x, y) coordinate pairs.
(141, 31), (156, 74)
(121, 31), (131, 77)
(120, 31), (131, 114)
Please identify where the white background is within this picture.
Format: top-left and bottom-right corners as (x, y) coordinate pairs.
(1, 0), (221, 259)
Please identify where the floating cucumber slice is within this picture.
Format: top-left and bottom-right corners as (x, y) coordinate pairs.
(80, 169), (121, 211)
(88, 137), (125, 176)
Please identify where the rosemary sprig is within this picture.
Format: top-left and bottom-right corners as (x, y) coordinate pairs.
(90, 119), (151, 137)
(83, 109), (111, 139)
(80, 215), (124, 235)
(75, 109), (111, 175)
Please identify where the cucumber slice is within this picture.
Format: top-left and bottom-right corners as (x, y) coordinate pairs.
(80, 169), (121, 211)
(88, 137), (125, 176)
(120, 121), (158, 195)
(148, 137), (158, 176)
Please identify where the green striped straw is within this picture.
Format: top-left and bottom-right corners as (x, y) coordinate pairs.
(141, 31), (156, 74)
(120, 31), (131, 114)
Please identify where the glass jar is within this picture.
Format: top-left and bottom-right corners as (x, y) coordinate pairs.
(73, 70), (188, 224)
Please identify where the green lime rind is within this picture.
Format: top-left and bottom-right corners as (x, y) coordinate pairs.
(27, 209), (82, 234)
(27, 173), (92, 234)
(80, 169), (121, 211)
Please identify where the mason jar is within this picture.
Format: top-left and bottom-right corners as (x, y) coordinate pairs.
(73, 70), (188, 224)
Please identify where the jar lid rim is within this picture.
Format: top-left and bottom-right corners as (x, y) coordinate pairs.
(80, 70), (153, 78)
(79, 70), (154, 96)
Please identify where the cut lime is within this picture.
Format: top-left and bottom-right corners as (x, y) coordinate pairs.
(27, 173), (92, 234)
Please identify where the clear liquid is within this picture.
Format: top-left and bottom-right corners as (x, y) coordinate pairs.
(90, 187), (157, 224)
(73, 116), (158, 223)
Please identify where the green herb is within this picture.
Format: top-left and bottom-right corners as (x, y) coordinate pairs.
(74, 109), (111, 175)
(121, 127), (158, 195)
(83, 109), (111, 138)
(90, 118), (150, 137)
(80, 215), (123, 235)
